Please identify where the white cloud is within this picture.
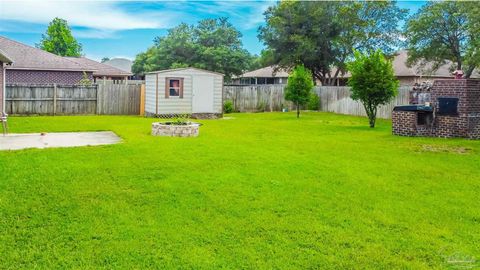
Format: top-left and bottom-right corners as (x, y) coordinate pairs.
(175, 0), (273, 30)
(73, 28), (117, 39)
(0, 0), (175, 31)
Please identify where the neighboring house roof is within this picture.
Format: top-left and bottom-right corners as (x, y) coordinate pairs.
(391, 50), (455, 77)
(146, 67), (224, 76)
(237, 51), (479, 80)
(0, 36), (94, 72)
(338, 50), (479, 78)
(237, 66), (289, 78)
(103, 58), (133, 73)
(65, 57), (133, 77)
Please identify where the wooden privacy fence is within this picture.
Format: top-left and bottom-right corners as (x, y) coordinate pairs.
(96, 84), (143, 115)
(6, 83), (145, 115)
(224, 85), (288, 112)
(315, 86), (411, 119)
(224, 84), (412, 119)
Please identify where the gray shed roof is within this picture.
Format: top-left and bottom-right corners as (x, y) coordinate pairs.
(146, 67), (224, 76)
(103, 58), (133, 73)
(65, 57), (132, 77)
(0, 36), (94, 71)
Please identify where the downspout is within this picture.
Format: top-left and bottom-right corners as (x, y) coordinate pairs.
(2, 63), (5, 115)
(2, 63), (7, 136)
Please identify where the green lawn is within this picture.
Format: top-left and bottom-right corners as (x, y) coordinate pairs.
(0, 112), (479, 269)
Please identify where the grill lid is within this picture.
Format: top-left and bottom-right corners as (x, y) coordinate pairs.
(393, 105), (433, 112)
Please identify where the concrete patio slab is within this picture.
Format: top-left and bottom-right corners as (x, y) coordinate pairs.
(0, 131), (121, 151)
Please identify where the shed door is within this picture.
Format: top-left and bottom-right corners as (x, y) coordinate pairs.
(192, 75), (214, 113)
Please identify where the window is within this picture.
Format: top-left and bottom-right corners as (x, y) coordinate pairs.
(165, 78), (183, 98)
(240, 78), (250, 85)
(257, 77), (266, 84)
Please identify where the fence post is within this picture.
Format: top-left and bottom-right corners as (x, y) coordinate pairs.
(52, 83), (57, 115)
(96, 84), (101, 115)
(269, 86), (273, 112)
(140, 83), (146, 116)
(155, 73), (159, 115)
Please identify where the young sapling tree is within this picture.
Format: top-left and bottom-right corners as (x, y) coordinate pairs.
(284, 65), (314, 118)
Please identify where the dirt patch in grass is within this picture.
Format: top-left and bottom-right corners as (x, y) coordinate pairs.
(416, 144), (473, 154)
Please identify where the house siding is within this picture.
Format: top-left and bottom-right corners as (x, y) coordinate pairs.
(6, 69), (93, 85)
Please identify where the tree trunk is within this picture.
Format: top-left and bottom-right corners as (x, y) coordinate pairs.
(296, 101), (300, 118)
(369, 115), (376, 128)
(363, 103), (377, 128)
(465, 65), (475, 78)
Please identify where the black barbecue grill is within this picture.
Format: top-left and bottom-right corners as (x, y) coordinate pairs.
(393, 105), (433, 112)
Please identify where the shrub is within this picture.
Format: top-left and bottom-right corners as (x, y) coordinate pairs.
(224, 100), (234, 113)
(78, 71), (92, 86)
(256, 101), (267, 112)
(307, 92), (320, 111)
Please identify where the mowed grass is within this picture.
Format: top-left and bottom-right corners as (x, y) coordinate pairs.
(0, 112), (479, 269)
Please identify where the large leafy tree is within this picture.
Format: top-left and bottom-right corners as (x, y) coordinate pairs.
(405, 1), (479, 78)
(37, 18), (82, 57)
(347, 50), (399, 128)
(249, 49), (276, 70)
(259, 1), (406, 85)
(133, 18), (254, 80)
(284, 65), (314, 118)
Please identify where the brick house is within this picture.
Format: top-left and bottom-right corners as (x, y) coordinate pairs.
(0, 36), (95, 85)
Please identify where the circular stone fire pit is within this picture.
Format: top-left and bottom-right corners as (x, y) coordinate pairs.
(151, 122), (200, 137)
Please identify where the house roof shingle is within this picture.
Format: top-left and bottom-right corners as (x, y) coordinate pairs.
(0, 36), (94, 71)
(238, 66), (289, 78)
(65, 57), (132, 77)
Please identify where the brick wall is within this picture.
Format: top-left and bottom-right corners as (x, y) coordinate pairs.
(393, 79), (480, 139)
(6, 69), (93, 85)
(392, 111), (417, 136)
(392, 111), (432, 137)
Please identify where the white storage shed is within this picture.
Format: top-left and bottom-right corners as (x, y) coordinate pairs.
(145, 67), (224, 118)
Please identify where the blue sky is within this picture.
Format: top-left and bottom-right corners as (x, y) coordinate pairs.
(0, 0), (426, 61)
